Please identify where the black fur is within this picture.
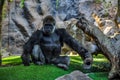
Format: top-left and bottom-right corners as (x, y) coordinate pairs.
(21, 16), (92, 69)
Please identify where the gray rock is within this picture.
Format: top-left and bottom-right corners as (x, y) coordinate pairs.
(55, 70), (92, 80)
(1, 0), (118, 56)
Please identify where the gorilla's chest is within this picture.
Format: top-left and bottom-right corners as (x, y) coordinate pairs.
(40, 33), (61, 49)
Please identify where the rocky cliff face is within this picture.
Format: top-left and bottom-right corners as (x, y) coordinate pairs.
(1, 0), (118, 55)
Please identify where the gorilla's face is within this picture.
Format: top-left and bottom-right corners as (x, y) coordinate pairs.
(43, 24), (55, 35)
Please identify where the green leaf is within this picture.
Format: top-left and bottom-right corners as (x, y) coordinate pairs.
(19, 0), (25, 8)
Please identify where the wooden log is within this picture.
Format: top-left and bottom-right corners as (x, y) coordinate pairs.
(76, 16), (120, 80)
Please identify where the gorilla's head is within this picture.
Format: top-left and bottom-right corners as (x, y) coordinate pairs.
(42, 15), (56, 35)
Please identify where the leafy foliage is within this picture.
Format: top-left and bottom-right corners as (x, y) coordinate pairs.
(20, 0), (25, 8)
(2, 1), (7, 18)
(56, 0), (59, 9)
(94, 0), (101, 4)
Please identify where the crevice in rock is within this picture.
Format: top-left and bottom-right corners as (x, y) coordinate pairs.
(13, 19), (30, 37)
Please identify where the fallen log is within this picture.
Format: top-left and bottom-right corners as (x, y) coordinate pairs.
(76, 16), (120, 80)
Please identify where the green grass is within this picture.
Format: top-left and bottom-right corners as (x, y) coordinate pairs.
(0, 54), (110, 80)
(89, 72), (108, 80)
(2, 56), (22, 66)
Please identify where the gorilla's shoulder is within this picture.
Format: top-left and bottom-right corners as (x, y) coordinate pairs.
(31, 30), (43, 38)
(55, 28), (71, 38)
(33, 30), (42, 34)
(55, 28), (66, 31)
(34, 30), (42, 34)
(55, 28), (66, 35)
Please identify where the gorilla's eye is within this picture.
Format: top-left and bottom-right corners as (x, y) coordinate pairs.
(44, 24), (54, 30)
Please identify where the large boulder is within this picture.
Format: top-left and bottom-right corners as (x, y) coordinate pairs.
(55, 70), (92, 80)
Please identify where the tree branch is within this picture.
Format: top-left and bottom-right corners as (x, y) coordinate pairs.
(76, 16), (120, 79)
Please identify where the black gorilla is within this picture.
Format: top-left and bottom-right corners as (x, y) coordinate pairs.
(21, 15), (93, 70)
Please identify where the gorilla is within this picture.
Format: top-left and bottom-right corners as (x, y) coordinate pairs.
(21, 15), (93, 70)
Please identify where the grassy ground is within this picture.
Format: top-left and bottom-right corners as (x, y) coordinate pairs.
(0, 54), (110, 80)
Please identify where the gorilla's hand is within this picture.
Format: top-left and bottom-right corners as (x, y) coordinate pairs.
(83, 52), (93, 69)
(21, 54), (30, 66)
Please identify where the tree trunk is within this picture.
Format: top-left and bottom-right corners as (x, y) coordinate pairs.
(0, 0), (5, 66)
(115, 0), (120, 29)
(76, 16), (120, 80)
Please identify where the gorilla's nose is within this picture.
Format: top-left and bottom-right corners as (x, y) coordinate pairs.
(46, 29), (51, 32)
(45, 29), (51, 34)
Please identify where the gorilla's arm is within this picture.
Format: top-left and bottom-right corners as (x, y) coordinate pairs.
(23, 30), (41, 52)
(21, 30), (42, 66)
(56, 28), (90, 60)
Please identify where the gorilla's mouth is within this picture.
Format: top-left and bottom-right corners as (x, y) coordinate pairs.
(45, 30), (52, 34)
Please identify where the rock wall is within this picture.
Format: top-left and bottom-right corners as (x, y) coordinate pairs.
(1, 0), (118, 55)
